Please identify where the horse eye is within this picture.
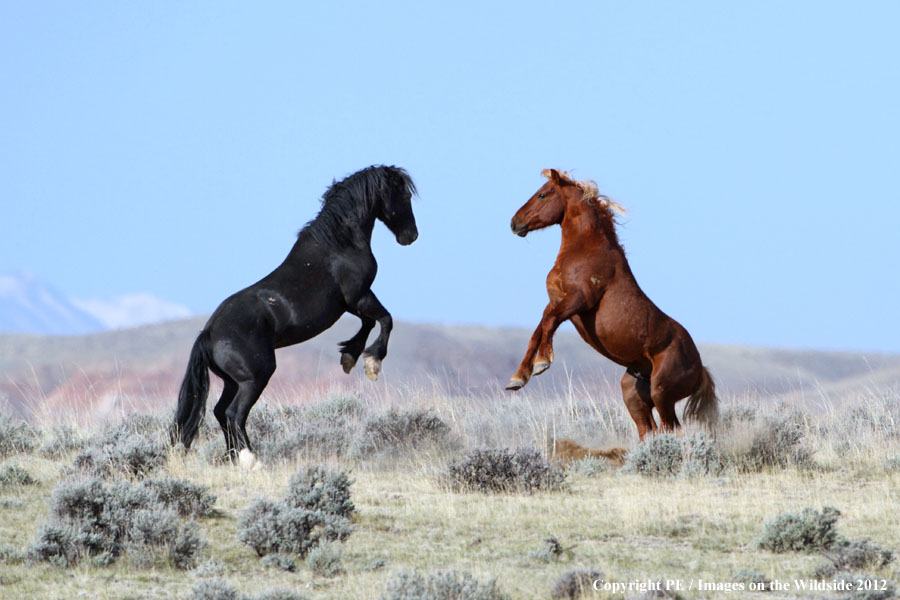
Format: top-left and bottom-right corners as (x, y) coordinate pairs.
(538, 193), (546, 199)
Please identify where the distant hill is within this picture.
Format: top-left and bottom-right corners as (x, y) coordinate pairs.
(1, 316), (898, 423)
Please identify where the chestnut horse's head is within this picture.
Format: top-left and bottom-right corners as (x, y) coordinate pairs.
(509, 169), (574, 237)
(510, 169), (625, 237)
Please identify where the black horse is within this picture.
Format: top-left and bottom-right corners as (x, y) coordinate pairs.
(171, 165), (418, 468)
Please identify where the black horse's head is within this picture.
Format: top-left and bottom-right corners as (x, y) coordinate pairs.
(306, 165), (419, 248)
(376, 166), (418, 246)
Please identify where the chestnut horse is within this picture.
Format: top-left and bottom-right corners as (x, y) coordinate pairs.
(507, 169), (717, 439)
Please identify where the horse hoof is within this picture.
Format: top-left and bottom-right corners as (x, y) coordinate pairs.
(340, 353), (357, 374)
(506, 377), (526, 391)
(238, 449), (263, 471)
(364, 355), (381, 381)
(532, 361), (551, 376)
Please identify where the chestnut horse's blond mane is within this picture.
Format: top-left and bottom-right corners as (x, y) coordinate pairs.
(541, 169), (627, 216)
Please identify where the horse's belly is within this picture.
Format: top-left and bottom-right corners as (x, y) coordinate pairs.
(571, 311), (646, 370)
(272, 306), (344, 348)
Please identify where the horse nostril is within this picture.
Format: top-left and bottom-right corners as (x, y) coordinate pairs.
(511, 220), (528, 236)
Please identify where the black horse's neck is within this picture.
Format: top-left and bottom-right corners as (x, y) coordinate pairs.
(306, 201), (377, 249)
(301, 170), (384, 249)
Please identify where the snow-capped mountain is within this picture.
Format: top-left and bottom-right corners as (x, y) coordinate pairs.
(71, 293), (192, 330)
(0, 272), (192, 335)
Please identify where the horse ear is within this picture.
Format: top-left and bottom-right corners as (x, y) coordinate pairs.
(541, 169), (562, 185)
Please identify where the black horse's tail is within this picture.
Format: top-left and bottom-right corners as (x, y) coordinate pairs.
(171, 329), (212, 449)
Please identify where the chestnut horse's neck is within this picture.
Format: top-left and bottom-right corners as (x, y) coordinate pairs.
(560, 196), (623, 254)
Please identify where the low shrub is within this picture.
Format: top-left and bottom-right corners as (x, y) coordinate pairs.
(380, 570), (512, 600)
(0, 464), (36, 487)
(816, 539), (895, 577)
(191, 558), (226, 578)
(620, 434), (683, 478)
(551, 570), (603, 599)
(719, 406), (758, 427)
(737, 415), (812, 471)
(198, 438), (228, 466)
(566, 456), (614, 478)
(442, 447), (568, 494)
(260, 553), (297, 572)
(0, 544), (26, 565)
(304, 395), (364, 422)
(304, 542), (343, 577)
(352, 407), (451, 457)
(116, 413), (170, 439)
(758, 506), (841, 553)
(29, 477), (208, 569)
(883, 456), (900, 473)
(251, 401), (358, 462)
(71, 429), (166, 478)
(191, 579), (239, 600)
(258, 423), (352, 463)
(143, 477), (217, 518)
(285, 466), (354, 518)
(39, 425), (87, 459)
(0, 412), (40, 457)
(843, 397), (900, 439)
(237, 498), (352, 558)
(679, 433), (727, 477)
(364, 558), (387, 571)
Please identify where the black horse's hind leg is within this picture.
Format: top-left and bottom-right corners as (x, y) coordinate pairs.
(213, 338), (276, 469)
(225, 375), (273, 469)
(212, 379), (239, 461)
(351, 290), (392, 381)
(338, 315), (376, 374)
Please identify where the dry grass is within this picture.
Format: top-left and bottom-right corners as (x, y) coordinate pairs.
(1, 383), (899, 599)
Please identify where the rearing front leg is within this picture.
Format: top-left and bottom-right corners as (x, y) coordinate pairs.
(533, 292), (586, 375)
(338, 314), (376, 374)
(506, 316), (547, 390)
(349, 290), (392, 381)
(506, 292), (586, 391)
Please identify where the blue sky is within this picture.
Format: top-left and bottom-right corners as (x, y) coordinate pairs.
(2, 2), (898, 353)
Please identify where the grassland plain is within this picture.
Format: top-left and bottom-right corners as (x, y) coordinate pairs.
(1, 383), (899, 600)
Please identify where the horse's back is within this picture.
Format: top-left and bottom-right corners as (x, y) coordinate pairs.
(205, 259), (347, 351)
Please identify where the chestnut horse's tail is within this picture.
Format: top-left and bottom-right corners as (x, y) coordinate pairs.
(683, 366), (719, 427)
(170, 329), (212, 449)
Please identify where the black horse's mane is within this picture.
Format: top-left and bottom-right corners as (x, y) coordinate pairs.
(302, 165), (416, 248)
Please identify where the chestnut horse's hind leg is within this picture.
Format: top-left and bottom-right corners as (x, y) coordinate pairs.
(621, 370), (657, 440)
(648, 351), (703, 433)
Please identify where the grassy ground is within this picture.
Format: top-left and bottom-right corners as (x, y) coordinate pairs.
(1, 385), (899, 599)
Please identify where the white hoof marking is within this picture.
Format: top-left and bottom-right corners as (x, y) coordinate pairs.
(364, 355), (381, 381)
(238, 449), (263, 471)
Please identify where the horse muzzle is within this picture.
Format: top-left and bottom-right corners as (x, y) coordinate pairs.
(397, 228), (419, 246)
(510, 220), (528, 237)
